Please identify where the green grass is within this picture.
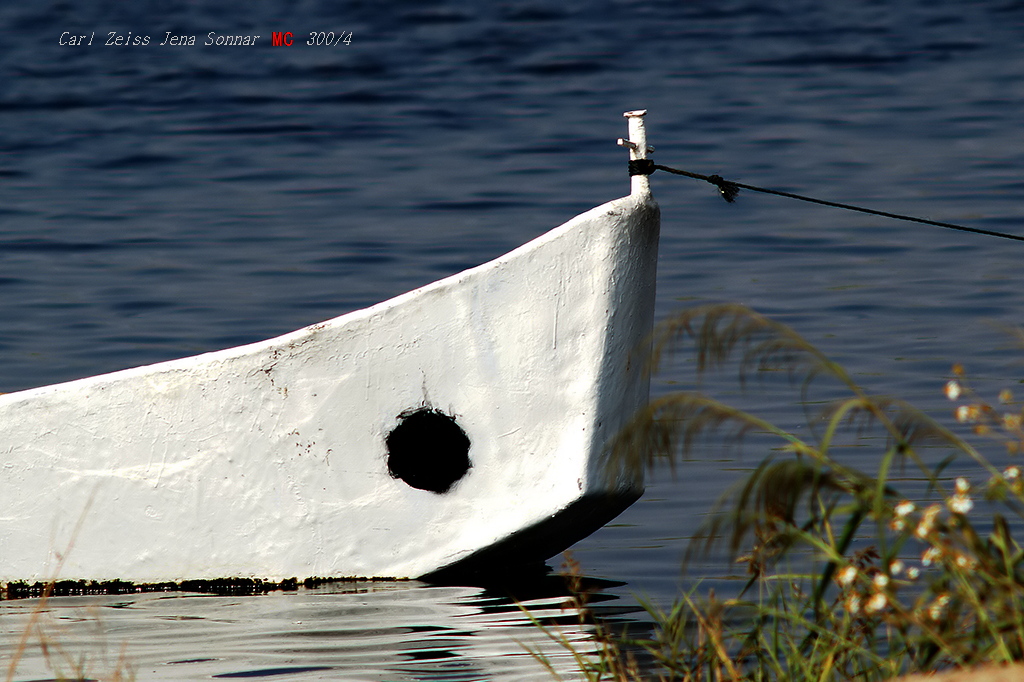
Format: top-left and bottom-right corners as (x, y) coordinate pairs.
(550, 304), (1024, 681)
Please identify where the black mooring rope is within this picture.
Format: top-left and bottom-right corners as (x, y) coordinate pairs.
(628, 158), (1024, 243)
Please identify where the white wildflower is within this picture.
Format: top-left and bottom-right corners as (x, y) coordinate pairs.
(836, 565), (858, 588)
(891, 500), (915, 531)
(956, 405), (979, 423)
(928, 593), (951, 620)
(865, 592), (888, 614)
(954, 553), (977, 570)
(921, 546), (942, 567)
(945, 381), (962, 400)
(895, 500), (916, 517)
(947, 493), (973, 515)
(916, 504), (942, 539)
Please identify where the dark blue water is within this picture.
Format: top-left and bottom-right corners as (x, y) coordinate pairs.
(2, 1), (1024, 678)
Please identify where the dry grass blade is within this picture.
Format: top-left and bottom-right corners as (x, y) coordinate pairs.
(685, 457), (859, 570)
(2, 489), (134, 682)
(647, 303), (858, 393)
(817, 394), (1000, 486)
(605, 392), (812, 483)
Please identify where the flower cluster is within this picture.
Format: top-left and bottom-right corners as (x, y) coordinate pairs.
(834, 549), (906, 618)
(901, 488), (979, 570)
(945, 366), (1024, 453)
(947, 477), (973, 515)
(838, 477), (986, 625)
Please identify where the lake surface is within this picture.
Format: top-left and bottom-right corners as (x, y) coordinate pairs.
(2, 1), (1023, 679)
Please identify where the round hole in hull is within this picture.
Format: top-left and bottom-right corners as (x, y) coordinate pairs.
(386, 408), (471, 494)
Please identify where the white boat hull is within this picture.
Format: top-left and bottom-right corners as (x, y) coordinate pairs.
(0, 182), (660, 587)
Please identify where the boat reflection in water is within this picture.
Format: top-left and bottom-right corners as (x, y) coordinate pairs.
(0, 576), (632, 681)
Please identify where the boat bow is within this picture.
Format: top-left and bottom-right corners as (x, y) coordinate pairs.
(0, 112), (660, 587)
